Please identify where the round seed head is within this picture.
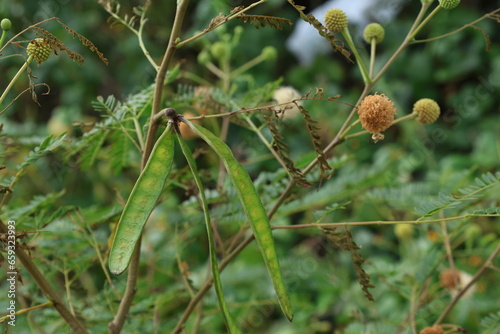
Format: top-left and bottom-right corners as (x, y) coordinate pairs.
(413, 98), (440, 124)
(363, 23), (385, 44)
(27, 38), (52, 64)
(357, 93), (396, 137)
(1, 18), (12, 31)
(439, 0), (460, 9)
(324, 8), (348, 33)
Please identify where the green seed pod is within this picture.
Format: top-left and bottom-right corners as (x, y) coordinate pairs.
(439, 0), (460, 9)
(109, 124), (175, 275)
(261, 46), (278, 61)
(184, 119), (294, 322)
(324, 8), (348, 33)
(27, 38), (52, 64)
(363, 23), (385, 44)
(413, 98), (440, 124)
(1, 18), (12, 31)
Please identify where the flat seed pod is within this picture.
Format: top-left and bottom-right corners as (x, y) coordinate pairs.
(184, 119), (293, 322)
(176, 134), (242, 333)
(109, 124), (175, 275)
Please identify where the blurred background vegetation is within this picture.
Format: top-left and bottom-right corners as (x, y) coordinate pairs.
(1, 0), (499, 333)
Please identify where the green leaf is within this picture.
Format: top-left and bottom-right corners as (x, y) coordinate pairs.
(176, 134), (242, 334)
(17, 133), (66, 172)
(184, 119), (293, 322)
(416, 172), (500, 219)
(109, 124), (175, 275)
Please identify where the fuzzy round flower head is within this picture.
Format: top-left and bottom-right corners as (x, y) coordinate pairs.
(413, 98), (440, 124)
(27, 38), (52, 64)
(357, 93), (396, 141)
(363, 23), (385, 44)
(440, 268), (476, 298)
(1, 18), (12, 31)
(273, 86), (302, 120)
(419, 325), (444, 334)
(439, 0), (460, 9)
(324, 8), (348, 33)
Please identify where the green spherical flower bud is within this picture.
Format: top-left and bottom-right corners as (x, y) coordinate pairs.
(210, 41), (229, 61)
(413, 98), (440, 124)
(261, 46), (277, 61)
(363, 23), (385, 44)
(1, 18), (12, 31)
(27, 38), (52, 64)
(395, 224), (414, 240)
(324, 8), (348, 33)
(197, 50), (211, 66)
(464, 224), (481, 242)
(439, 0), (460, 9)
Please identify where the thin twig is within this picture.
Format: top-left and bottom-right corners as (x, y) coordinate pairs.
(434, 243), (500, 325)
(109, 2), (191, 333)
(0, 221), (88, 333)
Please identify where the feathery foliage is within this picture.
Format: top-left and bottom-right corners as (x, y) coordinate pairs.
(262, 112), (312, 187)
(416, 172), (500, 219)
(297, 105), (331, 179)
(319, 226), (375, 301)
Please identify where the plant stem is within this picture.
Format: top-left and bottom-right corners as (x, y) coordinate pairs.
(409, 4), (441, 41)
(0, 55), (33, 107)
(369, 39), (376, 79)
(109, 1), (190, 333)
(230, 53), (267, 78)
(434, 243), (500, 325)
(341, 28), (371, 84)
(176, 0), (269, 48)
(372, 1), (433, 83)
(0, 220), (88, 333)
(0, 29), (8, 49)
(411, 8), (500, 44)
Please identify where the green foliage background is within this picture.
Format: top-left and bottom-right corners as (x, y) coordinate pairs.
(0, 1), (499, 333)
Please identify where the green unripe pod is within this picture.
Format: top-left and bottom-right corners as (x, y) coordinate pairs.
(324, 8), (348, 33)
(261, 46), (277, 61)
(27, 38), (52, 64)
(363, 23), (385, 44)
(413, 98), (440, 124)
(1, 18), (12, 31)
(439, 0), (460, 9)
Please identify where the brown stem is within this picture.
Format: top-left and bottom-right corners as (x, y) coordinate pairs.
(434, 243), (500, 325)
(0, 220), (88, 333)
(108, 1), (191, 333)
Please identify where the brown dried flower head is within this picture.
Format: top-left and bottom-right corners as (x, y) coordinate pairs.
(357, 93), (396, 142)
(419, 325), (444, 334)
(439, 268), (460, 289)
